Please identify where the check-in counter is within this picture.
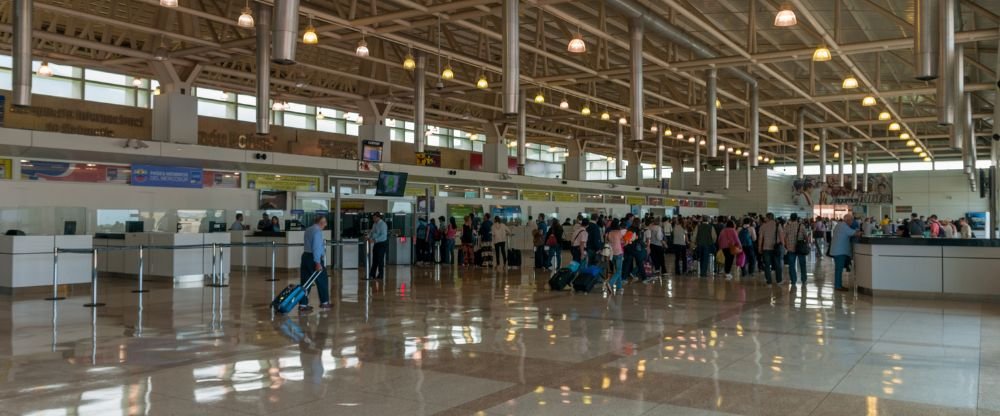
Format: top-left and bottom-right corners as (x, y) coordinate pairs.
(855, 237), (1000, 297)
(0, 235), (93, 289)
(94, 232), (230, 281)
(243, 230), (333, 269)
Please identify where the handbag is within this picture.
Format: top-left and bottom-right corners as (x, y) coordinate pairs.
(715, 249), (725, 265)
(794, 224), (810, 255)
(729, 244), (743, 256)
(545, 234), (558, 247)
(600, 244), (612, 257)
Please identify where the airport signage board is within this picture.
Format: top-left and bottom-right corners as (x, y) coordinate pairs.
(130, 164), (204, 188)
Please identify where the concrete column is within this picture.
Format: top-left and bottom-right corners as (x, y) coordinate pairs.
(482, 122), (509, 174)
(152, 92), (198, 144)
(563, 140), (586, 181)
(356, 100), (391, 163)
(625, 149), (642, 186)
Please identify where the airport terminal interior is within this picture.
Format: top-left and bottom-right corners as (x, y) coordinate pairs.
(0, 0), (999, 414)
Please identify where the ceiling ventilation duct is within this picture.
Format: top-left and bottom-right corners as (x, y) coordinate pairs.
(937, 0), (956, 126)
(706, 69), (718, 157)
(914, 0), (939, 81)
(272, 0), (299, 65)
(629, 18), (644, 142)
(256, 4), (271, 135)
(502, 0), (518, 116)
(12, 0), (32, 106)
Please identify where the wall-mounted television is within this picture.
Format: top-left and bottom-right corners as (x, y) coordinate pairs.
(362, 140), (384, 162)
(259, 190), (288, 210)
(375, 171), (408, 197)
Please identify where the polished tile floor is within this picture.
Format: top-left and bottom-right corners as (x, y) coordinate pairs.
(1, 253), (998, 415)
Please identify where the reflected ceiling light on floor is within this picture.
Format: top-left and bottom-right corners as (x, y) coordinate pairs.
(878, 111), (891, 121)
(441, 63), (455, 80)
(767, 123), (779, 133)
(567, 33), (586, 54)
(906, 139), (916, 147)
(355, 37), (369, 57)
(774, 3), (797, 27)
(862, 96), (877, 106)
(812, 45), (832, 62)
(899, 132), (911, 140)
(237, 1), (254, 28)
(476, 74), (489, 89)
(160, 0), (178, 7)
(302, 21), (319, 45)
(663, 127), (672, 137)
(131, 78), (143, 88)
(581, 105), (591, 116)
(559, 97), (569, 109)
(402, 51), (416, 70)
(534, 91), (545, 103)
(601, 111), (611, 121)
(841, 76), (859, 89)
(888, 122), (901, 131)
(813, 144), (821, 151)
(36, 61), (53, 77)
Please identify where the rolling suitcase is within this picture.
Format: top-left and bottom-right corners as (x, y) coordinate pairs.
(548, 268), (577, 291)
(507, 247), (522, 268)
(271, 269), (323, 314)
(573, 264), (605, 293)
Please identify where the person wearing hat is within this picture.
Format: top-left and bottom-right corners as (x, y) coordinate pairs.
(368, 212), (388, 280)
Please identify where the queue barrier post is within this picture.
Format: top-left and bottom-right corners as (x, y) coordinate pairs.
(215, 244), (229, 287)
(265, 241), (278, 282)
(45, 246), (66, 301)
(132, 245), (148, 293)
(83, 248), (106, 308)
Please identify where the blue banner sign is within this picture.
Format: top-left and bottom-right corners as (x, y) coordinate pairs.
(131, 164), (203, 188)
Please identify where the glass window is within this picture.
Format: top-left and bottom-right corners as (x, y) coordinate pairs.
(283, 113), (310, 129)
(33, 76), (81, 99)
(85, 69), (128, 85)
(195, 87), (232, 101)
(237, 106), (256, 122)
(197, 100), (233, 119)
(238, 94), (257, 105)
(85, 83), (134, 106)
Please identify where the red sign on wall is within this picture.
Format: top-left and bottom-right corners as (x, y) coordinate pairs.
(469, 154), (517, 174)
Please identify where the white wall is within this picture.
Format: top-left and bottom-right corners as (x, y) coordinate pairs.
(892, 170), (989, 220)
(675, 169), (805, 218)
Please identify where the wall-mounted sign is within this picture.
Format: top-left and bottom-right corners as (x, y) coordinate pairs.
(203, 171), (241, 188)
(552, 192), (579, 203)
(0, 159), (10, 180)
(246, 173), (320, 192)
(647, 197), (665, 206)
(894, 205), (913, 213)
(2, 92), (149, 138)
(21, 160), (130, 184)
(415, 150), (441, 167)
(130, 164), (204, 188)
(521, 190), (551, 201)
(627, 196), (646, 205)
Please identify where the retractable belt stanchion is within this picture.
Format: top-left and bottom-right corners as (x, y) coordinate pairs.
(45, 246), (65, 301)
(131, 245), (148, 293)
(83, 248), (105, 308)
(215, 244), (229, 287)
(206, 242), (220, 287)
(265, 241), (278, 282)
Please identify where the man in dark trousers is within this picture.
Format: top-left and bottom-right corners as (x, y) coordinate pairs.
(367, 212), (388, 280)
(585, 214), (603, 265)
(298, 216), (330, 313)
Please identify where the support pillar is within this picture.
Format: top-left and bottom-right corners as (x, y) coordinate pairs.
(482, 122), (510, 174)
(563, 140), (586, 181)
(356, 99), (392, 163)
(625, 149), (642, 187)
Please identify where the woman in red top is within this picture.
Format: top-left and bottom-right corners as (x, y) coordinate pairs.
(716, 220), (741, 280)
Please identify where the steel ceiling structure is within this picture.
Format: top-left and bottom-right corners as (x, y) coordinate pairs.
(1, 0), (998, 165)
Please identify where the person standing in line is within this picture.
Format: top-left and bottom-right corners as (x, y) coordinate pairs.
(230, 213), (247, 231)
(648, 218), (666, 276)
(585, 214), (604, 265)
(757, 213), (784, 287)
(298, 216), (332, 313)
(739, 217), (757, 276)
(438, 216), (448, 262)
(621, 223), (649, 283)
(546, 218), (564, 270)
(415, 217), (429, 265)
(717, 220), (740, 281)
(492, 217), (510, 269)
(367, 212), (388, 280)
(830, 213), (858, 292)
(671, 218), (689, 275)
(571, 218), (590, 263)
(478, 213), (494, 267)
(783, 213), (810, 286)
(693, 217), (717, 278)
(927, 215), (942, 238)
(811, 216), (825, 256)
(908, 213), (925, 237)
(427, 218), (439, 264)
(958, 217), (973, 239)
(461, 215), (475, 266)
(444, 217), (457, 265)
(270, 216), (282, 232)
(606, 219), (625, 290)
(939, 219), (956, 238)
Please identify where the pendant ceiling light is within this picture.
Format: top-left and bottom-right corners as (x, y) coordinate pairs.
(687, 137), (695, 143)
(735, 149), (743, 156)
(441, 63), (455, 80)
(769, 159), (776, 164)
(833, 152), (840, 158)
(402, 51), (416, 71)
(699, 139), (706, 146)
(160, 0), (178, 7)
(888, 122), (901, 131)
(763, 156), (769, 162)
(878, 111), (891, 121)
(533, 91), (545, 103)
(302, 20), (318, 44)
(663, 127), (672, 137)
(559, 97), (569, 109)
(906, 139), (916, 147)
(773, 3), (797, 27)
(841, 76), (858, 89)
(923, 156), (931, 162)
(581, 105), (591, 116)
(715, 99), (721, 109)
(718, 144), (727, 151)
(913, 146), (923, 153)
(600, 110), (610, 121)
(651, 125), (658, 133)
(476, 74), (489, 89)
(767, 123), (779, 133)
(676, 133), (684, 140)
(317, 111), (325, 120)
(355, 37), (369, 57)
(131, 78), (143, 88)
(861, 96), (877, 106)
(618, 116), (627, 125)
(812, 45), (832, 62)
(237, 1), (254, 28)
(919, 152), (928, 158)
(899, 132), (911, 140)
(153, 87), (161, 96)
(36, 61), (53, 77)
(271, 101), (284, 111)
(567, 32), (586, 54)
(813, 144), (821, 151)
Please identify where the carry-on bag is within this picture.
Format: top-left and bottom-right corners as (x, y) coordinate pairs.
(272, 269), (323, 314)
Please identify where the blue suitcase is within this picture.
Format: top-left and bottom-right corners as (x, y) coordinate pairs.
(271, 269), (323, 314)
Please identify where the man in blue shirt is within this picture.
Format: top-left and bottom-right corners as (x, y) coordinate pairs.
(830, 213), (858, 291)
(299, 216), (330, 313)
(368, 212), (388, 280)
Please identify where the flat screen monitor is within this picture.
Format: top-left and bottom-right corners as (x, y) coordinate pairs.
(63, 221), (77, 235)
(375, 171), (408, 197)
(259, 190), (288, 210)
(125, 221), (144, 233)
(362, 140), (383, 162)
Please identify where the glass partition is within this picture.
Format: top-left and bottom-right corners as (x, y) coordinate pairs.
(0, 207), (88, 235)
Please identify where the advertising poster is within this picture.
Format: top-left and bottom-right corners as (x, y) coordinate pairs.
(0, 159), (10, 179)
(795, 174), (892, 207)
(130, 164), (204, 188)
(21, 160), (130, 184)
(490, 205), (522, 223)
(246, 173), (319, 192)
(447, 204), (484, 220)
(203, 171), (241, 188)
(469, 154), (518, 174)
(415, 150), (442, 167)
(417, 196), (435, 213)
(647, 197), (665, 206)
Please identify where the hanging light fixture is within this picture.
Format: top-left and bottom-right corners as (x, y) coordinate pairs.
(441, 62), (455, 80)
(153, 87), (161, 96)
(718, 144), (727, 151)
(699, 139), (706, 146)
(605, 156), (613, 162)
(773, 3), (797, 27)
(676, 133), (684, 140)
(302, 18), (318, 44)
(763, 157), (770, 162)
(559, 97), (569, 109)
(862, 96), (877, 106)
(534, 90), (545, 103)
(913, 146), (923, 153)
(600, 110), (611, 121)
(813, 144), (821, 151)
(131, 78), (143, 88)
(812, 45), (832, 62)
(355, 37), (369, 57)
(923, 156), (932, 162)
(687, 137), (696, 144)
(237, 1), (254, 28)
(651, 125), (658, 133)
(878, 111), (891, 121)
(581, 104), (591, 116)
(899, 132), (911, 140)
(758, 155), (765, 161)
(888, 122), (901, 131)
(160, 0), (178, 7)
(715, 99), (722, 109)
(618, 116), (627, 125)
(272, 101), (284, 111)
(735, 149), (743, 156)
(567, 32), (586, 54)
(919, 152), (928, 158)
(402, 51), (416, 71)
(663, 127), (672, 137)
(834, 152), (840, 158)
(317, 111), (325, 120)
(36, 61), (53, 77)
(769, 159), (776, 164)
(476, 73), (489, 89)
(767, 123), (779, 134)
(841, 76), (859, 89)
(906, 139), (916, 147)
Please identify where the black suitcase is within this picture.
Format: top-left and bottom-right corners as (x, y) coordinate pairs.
(507, 249), (522, 268)
(548, 268), (576, 291)
(573, 265), (604, 293)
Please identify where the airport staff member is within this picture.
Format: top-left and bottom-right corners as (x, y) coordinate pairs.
(230, 213), (246, 231)
(368, 212), (388, 280)
(257, 212), (271, 231)
(299, 216), (331, 313)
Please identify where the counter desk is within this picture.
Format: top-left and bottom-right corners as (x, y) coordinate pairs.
(94, 232), (230, 282)
(855, 237), (1000, 298)
(0, 235), (93, 290)
(240, 230), (333, 269)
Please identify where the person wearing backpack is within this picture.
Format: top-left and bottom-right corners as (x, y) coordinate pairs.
(738, 217), (757, 276)
(571, 218), (590, 263)
(782, 213), (810, 286)
(585, 214), (604, 265)
(693, 217), (717, 278)
(606, 219), (626, 290)
(620, 224), (648, 283)
(545, 218), (564, 270)
(416, 217), (429, 266)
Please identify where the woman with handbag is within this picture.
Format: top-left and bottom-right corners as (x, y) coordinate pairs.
(782, 213), (811, 286)
(605, 219), (625, 290)
(546, 218), (564, 270)
(716, 220), (741, 280)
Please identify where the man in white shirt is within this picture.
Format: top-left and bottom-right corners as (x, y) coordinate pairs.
(492, 217), (511, 268)
(571, 218), (590, 263)
(647, 218), (665, 275)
